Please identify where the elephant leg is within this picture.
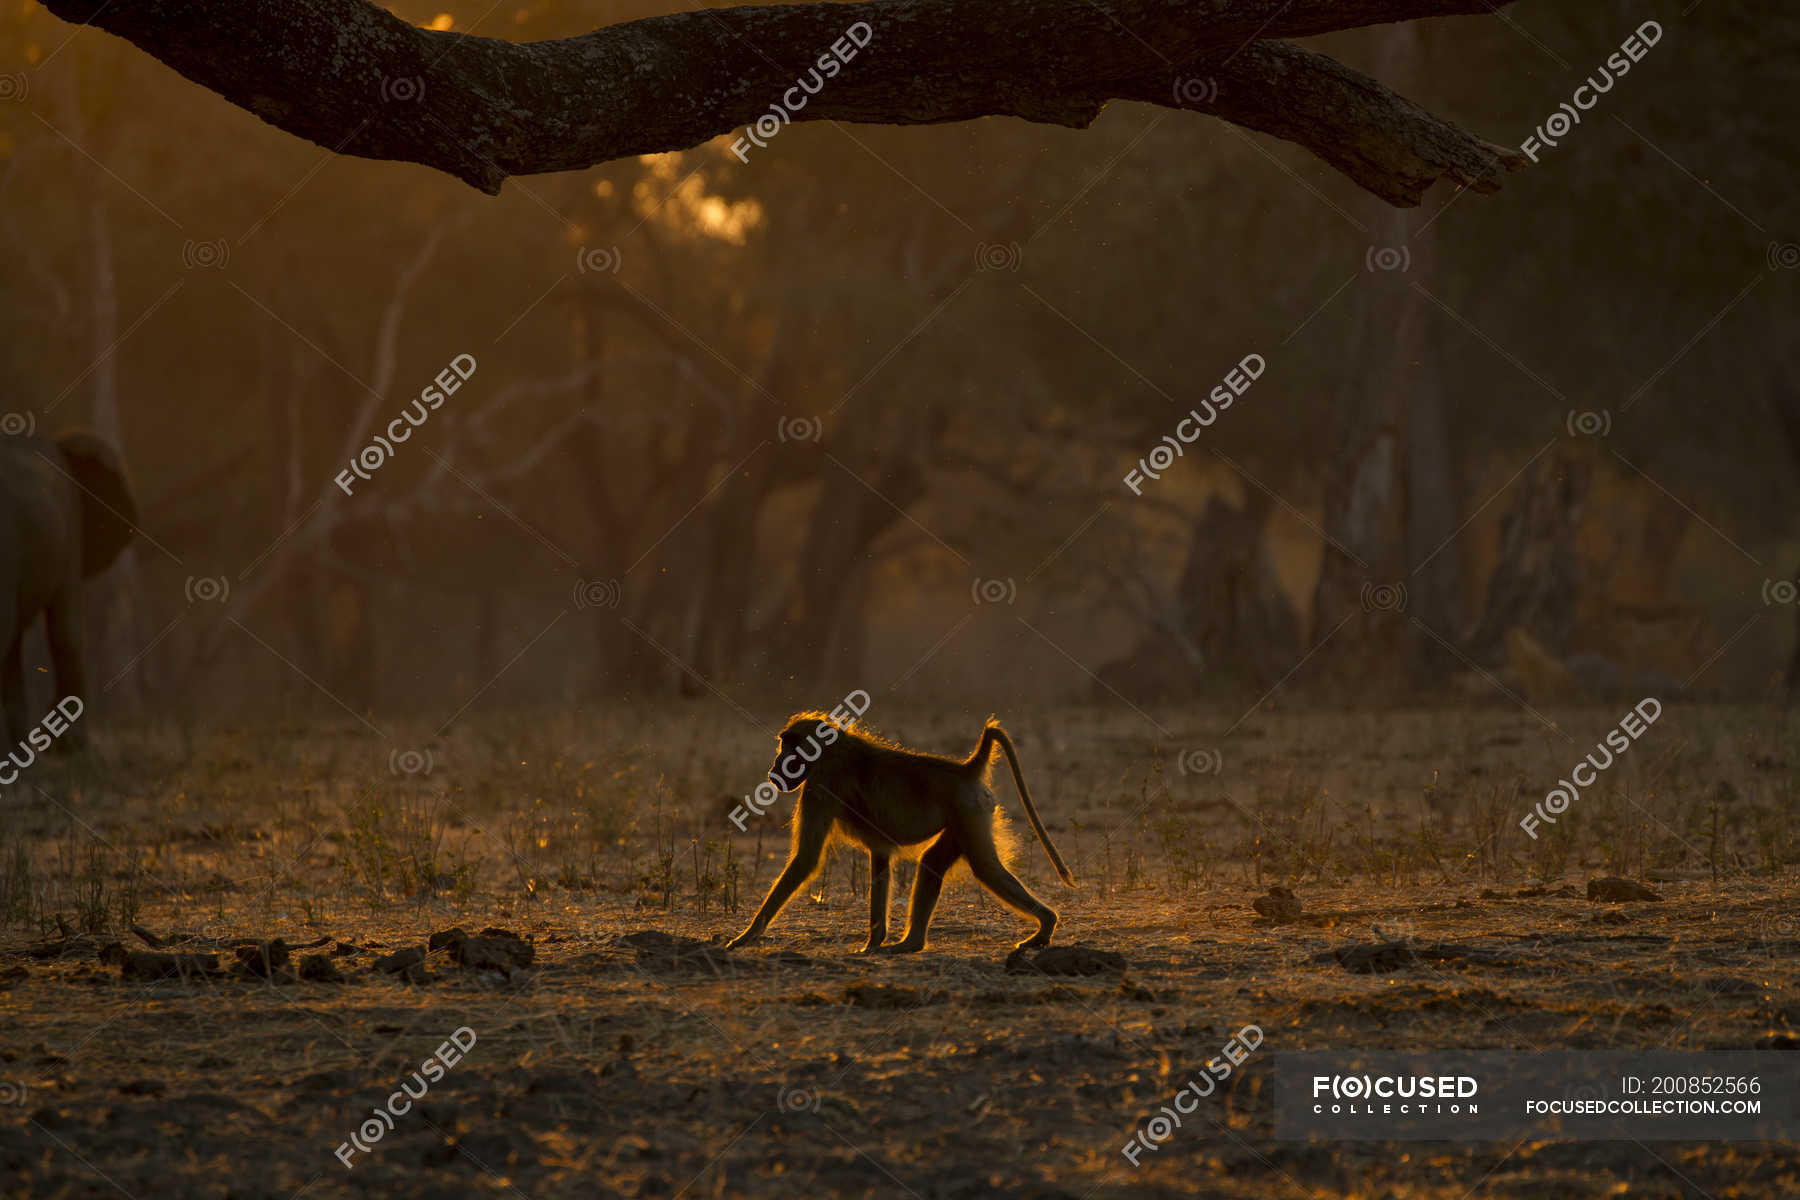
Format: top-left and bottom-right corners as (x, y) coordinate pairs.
(45, 590), (89, 751)
(1, 631), (23, 749)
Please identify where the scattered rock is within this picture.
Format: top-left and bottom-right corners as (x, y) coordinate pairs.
(1588, 877), (1662, 903)
(1331, 941), (1416, 973)
(621, 930), (704, 950)
(331, 941), (359, 957)
(29, 935), (104, 961)
(373, 947), (431, 984)
(432, 928), (534, 973)
(1252, 886), (1304, 922)
(113, 948), (220, 981)
(1005, 944), (1126, 976)
(1324, 940), (1515, 974)
(298, 955), (345, 983)
(844, 984), (942, 1009)
(456, 936), (534, 972)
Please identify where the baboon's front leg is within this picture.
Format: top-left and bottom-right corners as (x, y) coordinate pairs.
(726, 805), (829, 950)
(860, 851), (890, 953)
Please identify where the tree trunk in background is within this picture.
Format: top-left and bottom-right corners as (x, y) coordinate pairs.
(769, 422), (934, 690)
(1099, 490), (1300, 698)
(281, 342), (326, 694)
(87, 197), (147, 716)
(567, 304), (660, 697)
(1308, 21), (1460, 693)
(1762, 390), (1800, 696)
(66, 56), (150, 722)
(1461, 454), (1586, 664)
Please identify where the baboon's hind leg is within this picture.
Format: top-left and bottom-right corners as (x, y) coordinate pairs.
(963, 837), (1058, 950)
(883, 835), (961, 953)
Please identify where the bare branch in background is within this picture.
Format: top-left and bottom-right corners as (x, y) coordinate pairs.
(42, 0), (1522, 206)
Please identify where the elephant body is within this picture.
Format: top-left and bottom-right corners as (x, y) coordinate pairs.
(0, 432), (136, 749)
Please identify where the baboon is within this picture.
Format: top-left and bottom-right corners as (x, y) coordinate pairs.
(726, 714), (1075, 954)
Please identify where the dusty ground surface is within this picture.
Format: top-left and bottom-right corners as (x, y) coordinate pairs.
(1, 701), (1797, 1197)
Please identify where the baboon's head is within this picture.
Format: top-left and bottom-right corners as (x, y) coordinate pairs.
(768, 715), (828, 790)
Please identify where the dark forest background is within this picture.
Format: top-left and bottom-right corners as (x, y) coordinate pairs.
(2, 0), (1795, 724)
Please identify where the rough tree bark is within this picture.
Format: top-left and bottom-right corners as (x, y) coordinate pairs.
(1462, 453), (1587, 667)
(41, 0), (1523, 206)
(1307, 22), (1463, 692)
(1099, 489), (1301, 698)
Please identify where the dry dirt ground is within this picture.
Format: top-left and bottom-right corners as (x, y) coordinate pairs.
(1, 700), (1797, 1198)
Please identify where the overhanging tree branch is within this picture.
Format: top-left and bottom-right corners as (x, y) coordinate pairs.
(41, 0), (1523, 205)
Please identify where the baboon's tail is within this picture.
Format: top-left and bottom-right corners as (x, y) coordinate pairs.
(973, 718), (1076, 887)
